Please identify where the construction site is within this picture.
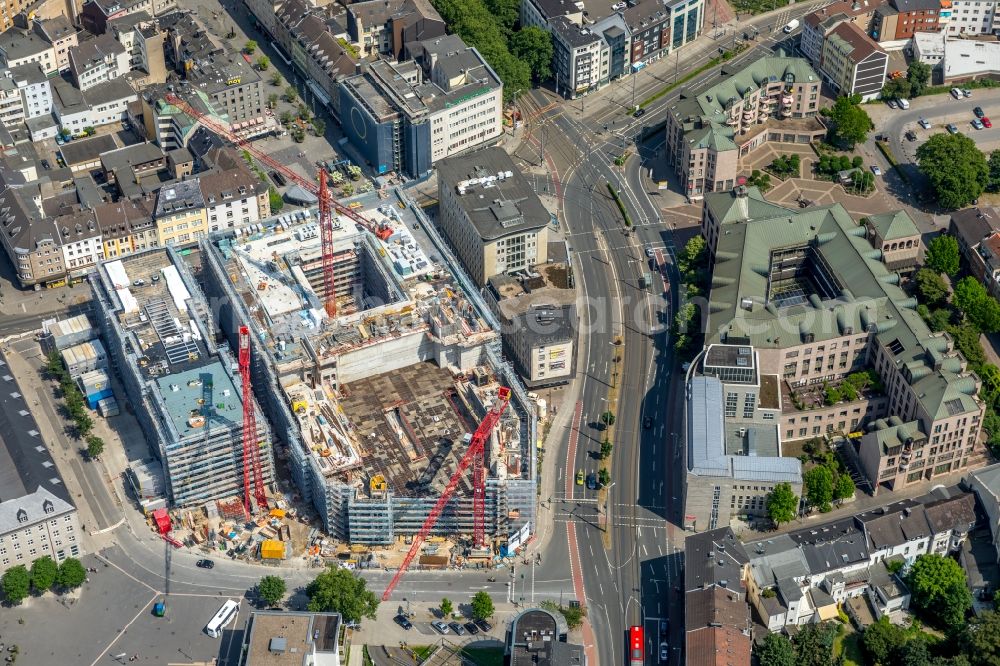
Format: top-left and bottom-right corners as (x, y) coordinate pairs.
(200, 184), (537, 555)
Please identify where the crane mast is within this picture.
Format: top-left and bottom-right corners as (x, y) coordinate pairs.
(239, 325), (267, 514)
(318, 170), (337, 317)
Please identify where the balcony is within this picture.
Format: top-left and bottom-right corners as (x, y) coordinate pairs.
(781, 94), (794, 105)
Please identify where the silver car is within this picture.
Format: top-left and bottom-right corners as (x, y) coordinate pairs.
(432, 620), (450, 634)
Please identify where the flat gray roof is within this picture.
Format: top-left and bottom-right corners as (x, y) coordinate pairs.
(436, 147), (550, 241)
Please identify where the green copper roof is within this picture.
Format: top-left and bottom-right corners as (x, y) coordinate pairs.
(866, 211), (920, 242)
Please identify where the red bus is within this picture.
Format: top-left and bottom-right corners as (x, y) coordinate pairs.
(629, 625), (644, 666)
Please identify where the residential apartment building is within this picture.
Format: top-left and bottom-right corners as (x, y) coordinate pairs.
(551, 16), (610, 98)
(520, 0), (581, 31)
(69, 32), (130, 91)
(345, 0), (444, 59)
(946, 0), (999, 34)
(819, 20), (888, 100)
(436, 147), (550, 287)
(665, 55), (824, 200)
(485, 250), (576, 387)
(872, 0), (945, 48)
(745, 490), (975, 630)
(0, 23), (57, 73)
(624, 0), (672, 65)
(966, 463), (1000, 564)
(154, 178), (207, 246)
(950, 206), (1000, 301)
(0, 63), (51, 128)
(339, 34), (502, 177)
(50, 77), (137, 139)
(32, 14), (78, 72)
(80, 0), (176, 35)
(58, 208), (104, 278)
(699, 185), (986, 497)
(684, 528), (751, 666)
(801, 0), (879, 66)
(94, 197), (157, 258)
(275, 0), (360, 117)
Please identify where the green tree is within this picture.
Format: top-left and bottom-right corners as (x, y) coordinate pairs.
(75, 412), (93, 438)
(766, 482), (798, 525)
(927, 308), (953, 332)
(917, 133), (989, 209)
(509, 26), (553, 83)
(988, 150), (1000, 192)
(804, 465), (835, 512)
(258, 575), (286, 607)
(243, 40), (257, 54)
(678, 235), (707, 278)
(882, 77), (912, 100)
(45, 351), (64, 378)
(598, 468), (611, 487)
(948, 322), (987, 368)
(484, 0), (519, 30)
(86, 435), (104, 459)
(56, 557), (87, 590)
(828, 96), (873, 149)
(954, 276), (1000, 333)
(267, 93), (278, 109)
(256, 55), (270, 71)
(926, 235), (961, 277)
(600, 439), (613, 460)
(863, 616), (905, 665)
(2, 565), (29, 604)
(285, 86), (298, 103)
(792, 622), (839, 666)
(305, 566), (379, 622)
(906, 553), (972, 631)
(312, 117), (326, 136)
(440, 597), (453, 617)
(965, 610), (1000, 666)
(898, 639), (932, 666)
(915, 268), (949, 305)
(600, 411), (615, 427)
(270, 71), (283, 86)
(756, 633), (796, 666)
(834, 473), (855, 501)
(29, 556), (57, 593)
(907, 60), (932, 97)
(470, 590), (494, 620)
(269, 187), (284, 213)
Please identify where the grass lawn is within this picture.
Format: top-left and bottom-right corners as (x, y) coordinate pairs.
(835, 628), (865, 666)
(461, 647), (504, 666)
(411, 646), (434, 661)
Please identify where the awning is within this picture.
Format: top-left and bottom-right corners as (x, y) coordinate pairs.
(307, 80), (331, 107)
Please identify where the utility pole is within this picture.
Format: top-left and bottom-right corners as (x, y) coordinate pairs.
(538, 123), (546, 166)
(674, 50), (680, 84)
(631, 69), (636, 111)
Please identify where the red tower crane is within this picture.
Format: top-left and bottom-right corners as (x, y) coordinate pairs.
(381, 387), (511, 601)
(239, 325), (267, 515)
(317, 170), (337, 318)
(162, 94), (393, 241)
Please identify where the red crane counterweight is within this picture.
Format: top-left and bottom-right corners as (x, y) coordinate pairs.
(381, 387), (512, 601)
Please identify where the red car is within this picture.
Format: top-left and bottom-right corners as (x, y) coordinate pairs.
(984, 117), (993, 128)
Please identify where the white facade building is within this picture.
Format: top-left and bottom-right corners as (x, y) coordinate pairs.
(0, 63), (52, 127)
(0, 487), (83, 573)
(68, 34), (130, 92)
(551, 16), (611, 98)
(946, 0), (1000, 34)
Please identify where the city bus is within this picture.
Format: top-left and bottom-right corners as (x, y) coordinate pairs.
(205, 599), (240, 638)
(629, 625), (645, 666)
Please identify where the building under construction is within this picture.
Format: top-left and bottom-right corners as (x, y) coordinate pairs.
(201, 197), (537, 545)
(91, 247), (275, 507)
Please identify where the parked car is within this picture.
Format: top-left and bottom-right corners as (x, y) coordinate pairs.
(196, 559), (214, 569)
(463, 622), (480, 635)
(975, 106), (986, 118)
(886, 99), (898, 109)
(985, 117), (993, 128)
(905, 130), (917, 141)
(951, 88), (963, 99)
(660, 619), (669, 636)
(660, 642), (669, 663)
(919, 117), (932, 129)
(870, 165), (882, 176)
(973, 118), (984, 130)
(40, 159), (50, 170)
(475, 619), (493, 632)
(947, 123), (960, 134)
(449, 622), (466, 636)
(964, 88), (973, 97)
(432, 621), (450, 634)
(897, 98), (910, 109)
(394, 615), (413, 630)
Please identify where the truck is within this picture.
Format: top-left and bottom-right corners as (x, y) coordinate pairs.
(783, 18), (799, 33)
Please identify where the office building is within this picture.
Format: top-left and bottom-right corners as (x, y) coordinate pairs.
(239, 611), (342, 666)
(436, 147), (550, 287)
(819, 20), (888, 100)
(91, 247), (275, 507)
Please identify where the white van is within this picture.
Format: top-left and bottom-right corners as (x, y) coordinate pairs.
(951, 88), (963, 99)
(783, 18), (799, 33)
(897, 98), (910, 109)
